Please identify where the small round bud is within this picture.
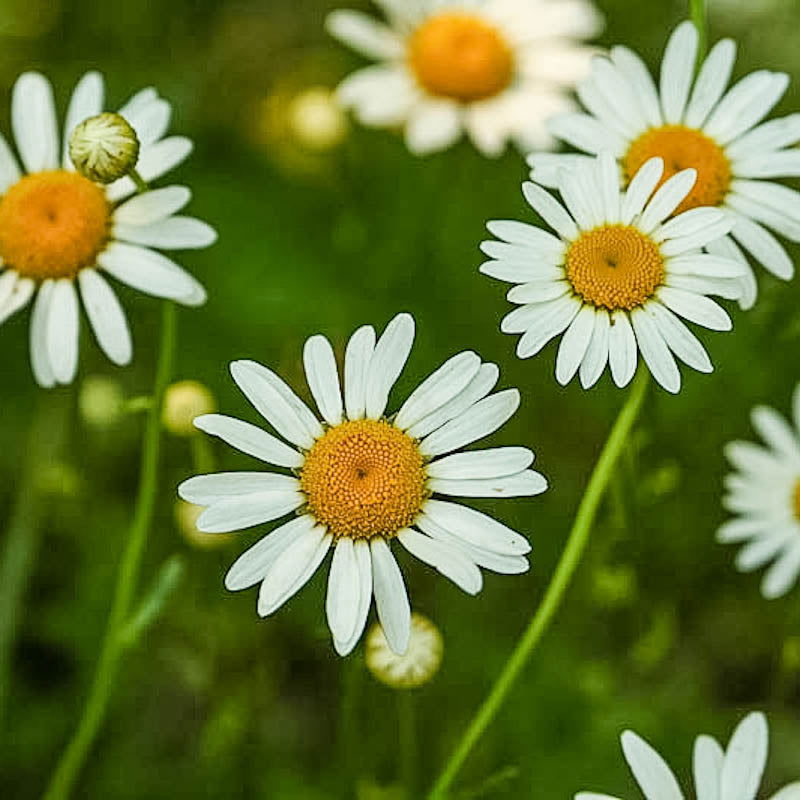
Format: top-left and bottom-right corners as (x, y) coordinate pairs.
(287, 87), (348, 152)
(79, 375), (124, 428)
(366, 612), (443, 689)
(162, 380), (216, 436)
(175, 500), (235, 549)
(69, 112), (140, 184)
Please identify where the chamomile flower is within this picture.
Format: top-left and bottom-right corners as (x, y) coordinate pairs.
(481, 152), (744, 393)
(576, 712), (800, 800)
(178, 313), (546, 656)
(0, 71), (215, 388)
(529, 20), (800, 309)
(326, 0), (602, 157)
(718, 384), (800, 599)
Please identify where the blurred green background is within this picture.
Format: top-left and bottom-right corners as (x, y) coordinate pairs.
(0, 0), (799, 796)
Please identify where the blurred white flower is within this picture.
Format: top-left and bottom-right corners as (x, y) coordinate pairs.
(719, 384), (800, 599)
(576, 712), (800, 800)
(366, 611), (443, 688)
(481, 153), (744, 393)
(530, 20), (800, 310)
(179, 313), (547, 656)
(0, 71), (216, 388)
(327, 0), (602, 157)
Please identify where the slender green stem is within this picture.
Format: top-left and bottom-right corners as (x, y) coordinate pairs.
(43, 302), (177, 800)
(0, 392), (71, 724)
(690, 0), (708, 60)
(129, 168), (149, 195)
(398, 691), (417, 799)
(426, 371), (650, 800)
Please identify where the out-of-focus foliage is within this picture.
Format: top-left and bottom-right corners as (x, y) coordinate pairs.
(0, 0), (799, 797)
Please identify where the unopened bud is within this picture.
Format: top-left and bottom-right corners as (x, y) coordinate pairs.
(163, 380), (216, 436)
(69, 112), (140, 183)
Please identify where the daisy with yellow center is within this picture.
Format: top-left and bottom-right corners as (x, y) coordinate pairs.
(718, 384), (800, 599)
(178, 314), (546, 656)
(0, 71), (215, 387)
(326, 0), (602, 156)
(529, 20), (800, 309)
(481, 152), (745, 393)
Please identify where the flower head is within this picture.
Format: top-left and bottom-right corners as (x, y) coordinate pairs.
(326, 0), (602, 156)
(68, 111), (140, 183)
(481, 152), (744, 393)
(718, 384), (800, 599)
(0, 71), (216, 387)
(178, 313), (546, 656)
(576, 711), (800, 800)
(366, 612), (443, 688)
(529, 20), (800, 309)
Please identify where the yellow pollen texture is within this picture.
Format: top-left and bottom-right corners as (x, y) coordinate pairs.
(565, 224), (665, 311)
(300, 419), (428, 540)
(408, 12), (514, 102)
(0, 170), (110, 281)
(624, 125), (731, 214)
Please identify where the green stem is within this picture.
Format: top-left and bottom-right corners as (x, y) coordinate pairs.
(43, 302), (177, 800)
(426, 371), (650, 800)
(398, 691), (417, 799)
(129, 168), (149, 195)
(0, 392), (72, 724)
(690, 0), (708, 60)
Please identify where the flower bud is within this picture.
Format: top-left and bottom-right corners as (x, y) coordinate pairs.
(366, 612), (443, 689)
(79, 375), (124, 428)
(287, 87), (348, 152)
(162, 380), (216, 436)
(69, 112), (140, 184)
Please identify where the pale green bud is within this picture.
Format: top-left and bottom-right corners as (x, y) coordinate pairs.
(69, 112), (140, 184)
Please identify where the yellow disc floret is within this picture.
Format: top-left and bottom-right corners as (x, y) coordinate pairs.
(300, 419), (428, 539)
(409, 12), (514, 102)
(624, 125), (731, 214)
(565, 224), (665, 311)
(0, 170), (110, 280)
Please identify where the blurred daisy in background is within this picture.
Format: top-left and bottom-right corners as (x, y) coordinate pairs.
(326, 0), (602, 156)
(0, 71), (215, 388)
(719, 384), (800, 599)
(576, 711), (800, 800)
(179, 313), (546, 656)
(481, 152), (744, 393)
(529, 20), (800, 309)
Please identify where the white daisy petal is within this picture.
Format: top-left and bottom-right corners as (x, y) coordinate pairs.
(610, 45), (663, 128)
(659, 20), (698, 124)
(768, 784), (800, 800)
(0, 133), (21, 193)
(344, 324), (376, 421)
(178, 472), (300, 505)
(0, 275), (34, 326)
(62, 71), (105, 169)
(365, 312), (415, 419)
(405, 100), (462, 156)
(506, 280), (570, 305)
(621, 157), (664, 225)
(656, 287), (731, 331)
(750, 405), (800, 459)
(733, 150), (800, 179)
(113, 216), (217, 250)
(528, 152), (596, 188)
(230, 359), (323, 449)
(694, 735), (724, 800)
(646, 303), (712, 373)
(326, 10), (403, 60)
(225, 515), (315, 591)
(419, 388), (520, 458)
(547, 112), (626, 156)
(427, 447), (534, 480)
(197, 491), (304, 534)
(304, 334), (344, 426)
(337, 65), (417, 127)
(515, 295), (582, 359)
(481, 260), (564, 286)
(421, 499), (531, 556)
(729, 214), (794, 281)
(719, 712), (768, 800)
(608, 310), (637, 388)
(395, 351), (480, 431)
(429, 469), (547, 498)
(258, 526), (331, 617)
(684, 39), (736, 129)
(556, 305), (596, 385)
(193, 413), (304, 468)
(485, 220), (565, 256)
(113, 186), (192, 225)
(726, 114), (800, 160)
(638, 169), (697, 233)
(98, 242), (206, 305)
(522, 181), (579, 241)
(326, 537), (361, 643)
(12, 72), (58, 173)
(620, 730), (685, 800)
(761, 542), (800, 599)
(105, 136), (193, 202)
(398, 528), (482, 595)
(78, 269), (132, 366)
(124, 96), (171, 148)
(370, 538), (410, 655)
(579, 308), (610, 389)
(334, 540), (373, 656)
(631, 307), (681, 394)
(30, 281), (56, 388)
(46, 279), (80, 385)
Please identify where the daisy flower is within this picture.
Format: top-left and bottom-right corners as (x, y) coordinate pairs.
(178, 313), (546, 656)
(576, 711), (800, 800)
(480, 152), (744, 393)
(326, 0), (602, 157)
(0, 71), (216, 388)
(718, 384), (800, 599)
(528, 20), (800, 309)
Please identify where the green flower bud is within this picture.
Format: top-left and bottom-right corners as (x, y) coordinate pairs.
(69, 112), (140, 184)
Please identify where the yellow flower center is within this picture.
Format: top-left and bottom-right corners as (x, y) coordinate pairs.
(0, 170), (110, 280)
(408, 12), (514, 102)
(300, 419), (428, 539)
(623, 125), (731, 214)
(565, 224), (665, 311)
